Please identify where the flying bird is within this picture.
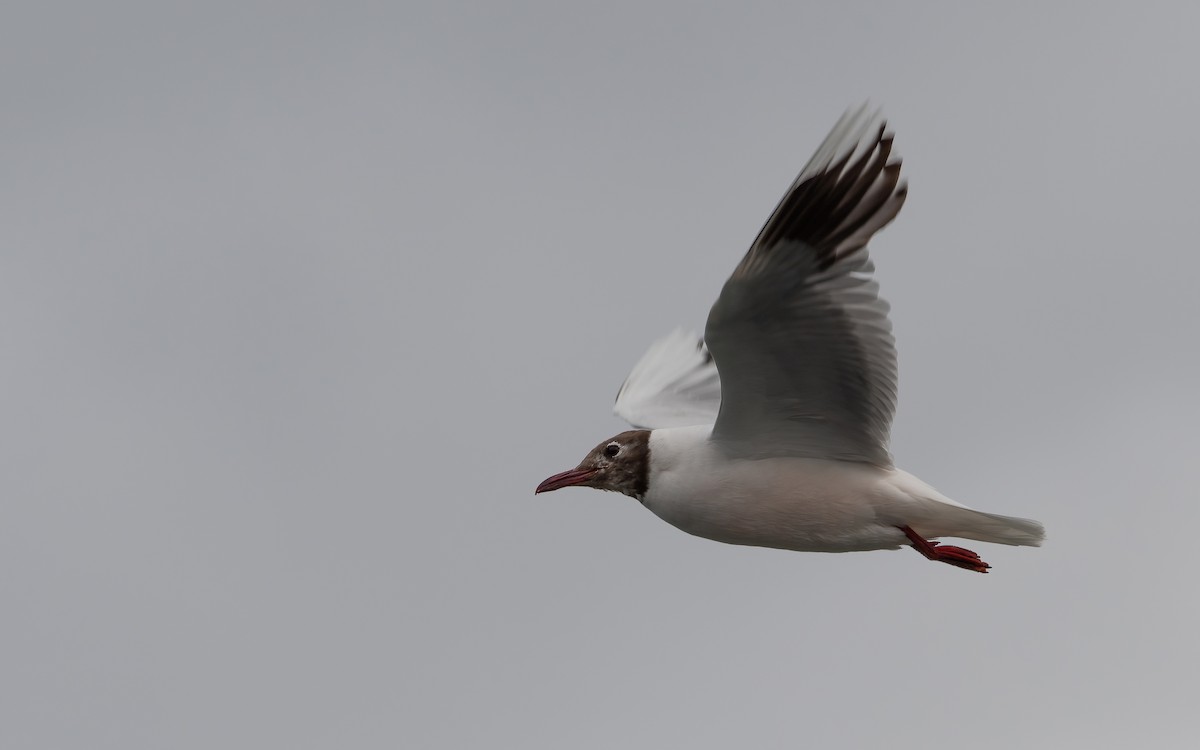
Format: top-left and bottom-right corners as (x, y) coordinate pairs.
(536, 106), (1044, 572)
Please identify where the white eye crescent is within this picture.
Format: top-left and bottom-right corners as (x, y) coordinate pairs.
(604, 443), (620, 458)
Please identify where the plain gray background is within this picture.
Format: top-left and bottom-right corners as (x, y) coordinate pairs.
(4, 1), (1198, 747)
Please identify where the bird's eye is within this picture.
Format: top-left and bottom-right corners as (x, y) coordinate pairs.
(604, 443), (620, 458)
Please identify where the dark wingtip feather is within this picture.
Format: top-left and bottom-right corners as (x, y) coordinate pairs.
(744, 111), (906, 274)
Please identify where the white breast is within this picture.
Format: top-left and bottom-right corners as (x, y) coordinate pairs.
(643, 426), (910, 552)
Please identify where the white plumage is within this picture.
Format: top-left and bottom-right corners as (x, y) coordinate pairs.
(643, 426), (1043, 554)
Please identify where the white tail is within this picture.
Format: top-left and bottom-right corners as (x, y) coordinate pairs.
(891, 469), (1046, 547)
(931, 507), (1046, 547)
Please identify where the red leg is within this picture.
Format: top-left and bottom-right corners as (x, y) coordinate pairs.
(899, 526), (990, 574)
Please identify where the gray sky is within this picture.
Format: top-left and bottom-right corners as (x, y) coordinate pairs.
(4, 1), (1199, 747)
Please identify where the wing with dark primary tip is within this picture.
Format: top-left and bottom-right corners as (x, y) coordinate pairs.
(705, 106), (907, 466)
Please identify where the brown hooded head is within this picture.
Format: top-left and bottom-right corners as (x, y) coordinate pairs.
(535, 429), (651, 501)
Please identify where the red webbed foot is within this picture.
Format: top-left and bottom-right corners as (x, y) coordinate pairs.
(899, 525), (991, 574)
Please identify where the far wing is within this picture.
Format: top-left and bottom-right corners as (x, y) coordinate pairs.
(614, 328), (722, 429)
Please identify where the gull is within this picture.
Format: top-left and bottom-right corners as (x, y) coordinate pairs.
(535, 106), (1044, 573)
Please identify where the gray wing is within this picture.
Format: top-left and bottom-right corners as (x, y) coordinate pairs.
(614, 328), (721, 429)
(705, 106), (907, 466)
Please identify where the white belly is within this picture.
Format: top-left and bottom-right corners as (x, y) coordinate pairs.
(643, 426), (910, 552)
(640, 426), (1043, 553)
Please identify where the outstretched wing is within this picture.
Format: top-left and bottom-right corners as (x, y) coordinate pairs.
(614, 328), (722, 429)
(705, 105), (906, 466)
